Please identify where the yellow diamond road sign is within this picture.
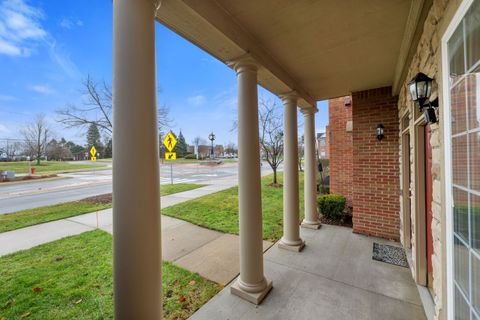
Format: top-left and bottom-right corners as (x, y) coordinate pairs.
(90, 146), (97, 157)
(90, 146), (97, 162)
(165, 152), (176, 161)
(163, 131), (177, 152)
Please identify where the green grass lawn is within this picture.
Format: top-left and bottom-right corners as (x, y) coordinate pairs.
(0, 183), (205, 233)
(0, 230), (220, 320)
(162, 173), (304, 241)
(0, 161), (107, 174)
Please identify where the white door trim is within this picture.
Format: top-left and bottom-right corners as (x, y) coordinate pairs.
(441, 0), (474, 318)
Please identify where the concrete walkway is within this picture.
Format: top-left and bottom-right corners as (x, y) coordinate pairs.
(191, 224), (427, 320)
(0, 176), (272, 285)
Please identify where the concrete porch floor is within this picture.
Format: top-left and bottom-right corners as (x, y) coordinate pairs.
(190, 224), (427, 320)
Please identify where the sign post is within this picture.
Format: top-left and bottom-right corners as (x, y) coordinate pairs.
(90, 146), (99, 228)
(163, 131), (177, 185)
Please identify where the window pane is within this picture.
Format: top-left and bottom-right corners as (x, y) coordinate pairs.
(466, 0), (480, 70)
(452, 79), (468, 134)
(449, 22), (466, 78)
(473, 255), (480, 314)
(468, 71), (480, 130)
(455, 187), (470, 242)
(453, 135), (469, 187)
(471, 132), (480, 191)
(456, 285), (471, 320)
(455, 236), (470, 297)
(473, 195), (480, 253)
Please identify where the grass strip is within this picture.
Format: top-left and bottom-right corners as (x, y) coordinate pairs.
(0, 183), (205, 233)
(162, 173), (304, 241)
(0, 230), (220, 319)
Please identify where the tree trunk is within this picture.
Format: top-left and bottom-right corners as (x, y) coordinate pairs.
(273, 168), (277, 185)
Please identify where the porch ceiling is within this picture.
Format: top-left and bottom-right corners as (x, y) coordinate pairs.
(156, 0), (424, 108)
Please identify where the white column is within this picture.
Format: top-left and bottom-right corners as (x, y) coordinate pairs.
(279, 93), (305, 252)
(113, 1), (161, 319)
(301, 107), (321, 229)
(229, 55), (272, 305)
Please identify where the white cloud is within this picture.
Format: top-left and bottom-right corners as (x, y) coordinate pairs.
(47, 40), (80, 79)
(31, 84), (54, 94)
(187, 94), (206, 107)
(59, 17), (83, 29)
(0, 94), (16, 101)
(0, 124), (10, 134)
(0, 0), (46, 57)
(0, 0), (81, 79)
(0, 37), (20, 55)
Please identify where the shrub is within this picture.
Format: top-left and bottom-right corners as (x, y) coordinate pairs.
(318, 184), (330, 194)
(317, 194), (346, 219)
(184, 154), (197, 159)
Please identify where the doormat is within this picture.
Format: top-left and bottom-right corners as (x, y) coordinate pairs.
(372, 243), (408, 268)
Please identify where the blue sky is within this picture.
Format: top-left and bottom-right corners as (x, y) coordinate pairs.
(0, 0), (328, 146)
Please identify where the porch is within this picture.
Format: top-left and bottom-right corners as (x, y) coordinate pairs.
(192, 224), (426, 320)
(111, 0), (433, 318)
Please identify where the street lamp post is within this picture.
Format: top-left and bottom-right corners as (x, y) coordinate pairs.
(208, 132), (216, 159)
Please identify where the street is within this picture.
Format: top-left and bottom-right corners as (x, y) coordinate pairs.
(0, 161), (273, 214)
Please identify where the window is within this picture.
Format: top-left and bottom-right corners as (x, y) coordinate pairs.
(446, 1), (480, 318)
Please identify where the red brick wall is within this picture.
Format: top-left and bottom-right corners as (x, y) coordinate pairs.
(352, 87), (400, 241)
(328, 97), (353, 205)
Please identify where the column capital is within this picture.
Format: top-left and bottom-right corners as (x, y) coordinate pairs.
(227, 54), (260, 74)
(299, 105), (316, 115)
(279, 91), (298, 104)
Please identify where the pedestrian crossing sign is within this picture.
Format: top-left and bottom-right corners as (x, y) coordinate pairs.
(163, 131), (177, 152)
(165, 152), (176, 161)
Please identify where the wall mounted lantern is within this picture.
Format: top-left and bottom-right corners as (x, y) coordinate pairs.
(407, 72), (439, 124)
(376, 124), (384, 141)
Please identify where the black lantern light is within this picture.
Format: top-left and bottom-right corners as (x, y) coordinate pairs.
(408, 72), (439, 124)
(208, 132), (216, 159)
(408, 72), (433, 108)
(376, 124), (384, 141)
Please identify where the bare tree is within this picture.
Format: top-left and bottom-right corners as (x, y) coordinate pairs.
(57, 74), (172, 136)
(224, 142), (237, 156)
(298, 135), (304, 172)
(1, 139), (22, 161)
(192, 136), (207, 159)
(21, 114), (51, 165)
(259, 98), (284, 185)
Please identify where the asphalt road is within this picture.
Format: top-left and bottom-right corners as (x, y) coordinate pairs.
(0, 162), (273, 214)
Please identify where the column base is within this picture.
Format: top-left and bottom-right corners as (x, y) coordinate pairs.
(230, 279), (273, 305)
(301, 220), (322, 230)
(278, 239), (305, 252)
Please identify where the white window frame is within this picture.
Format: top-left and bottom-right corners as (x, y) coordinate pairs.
(441, 0), (476, 319)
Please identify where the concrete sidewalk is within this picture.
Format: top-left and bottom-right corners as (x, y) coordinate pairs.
(0, 177), (272, 285)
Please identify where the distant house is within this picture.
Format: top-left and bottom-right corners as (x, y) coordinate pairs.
(316, 132), (328, 159)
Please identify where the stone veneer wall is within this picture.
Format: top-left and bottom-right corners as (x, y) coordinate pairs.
(396, 0), (462, 318)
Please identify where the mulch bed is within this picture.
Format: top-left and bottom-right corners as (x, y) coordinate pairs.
(320, 213), (353, 228)
(319, 205), (353, 228)
(81, 193), (112, 204)
(267, 183), (283, 188)
(0, 174), (57, 183)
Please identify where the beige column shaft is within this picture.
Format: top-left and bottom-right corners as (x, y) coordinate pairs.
(279, 93), (305, 252)
(113, 1), (161, 319)
(301, 108), (321, 229)
(229, 56), (272, 305)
